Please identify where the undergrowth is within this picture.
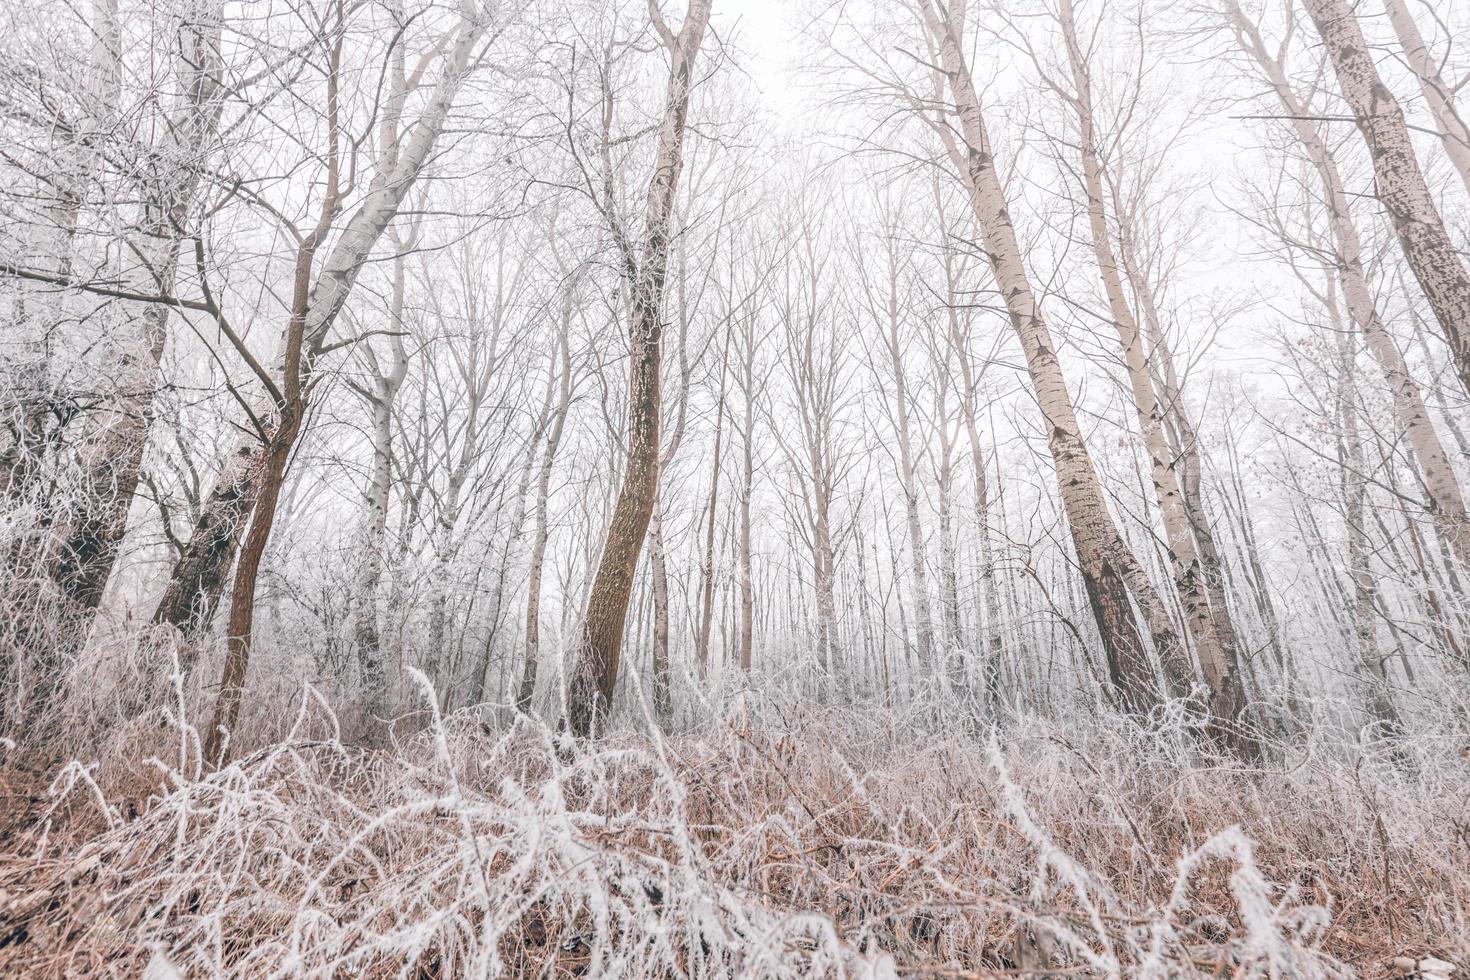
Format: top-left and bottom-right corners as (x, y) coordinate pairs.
(0, 672), (1465, 977)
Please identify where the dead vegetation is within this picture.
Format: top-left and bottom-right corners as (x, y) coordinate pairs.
(0, 678), (1464, 978)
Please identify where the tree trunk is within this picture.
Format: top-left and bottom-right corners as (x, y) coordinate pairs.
(203, 402), (302, 764)
(1059, 0), (1250, 751)
(1333, 300), (1405, 738)
(150, 442), (264, 642)
(1380, 0), (1470, 197)
(922, 0), (1187, 711)
(565, 0), (712, 737)
(518, 303), (573, 713)
(934, 411), (963, 683)
(737, 329), (756, 672)
(354, 251), (409, 714)
(694, 336), (730, 677)
(877, 236), (936, 672)
(648, 502), (672, 723)
(202, 173), (329, 763)
(1304, 0), (1470, 398)
(939, 228), (1005, 709)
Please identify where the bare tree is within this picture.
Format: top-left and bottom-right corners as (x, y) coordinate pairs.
(565, 0), (713, 737)
(1225, 0), (1470, 571)
(1303, 0), (1470, 398)
(517, 259), (578, 713)
(914, 0), (1190, 712)
(1, 0), (226, 731)
(864, 203), (937, 676)
(1380, 0), (1470, 197)
(201, 0), (501, 760)
(1051, 0), (1250, 747)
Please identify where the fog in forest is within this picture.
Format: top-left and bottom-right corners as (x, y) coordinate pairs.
(0, 0), (1467, 975)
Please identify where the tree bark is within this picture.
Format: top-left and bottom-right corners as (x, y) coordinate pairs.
(565, 0), (712, 737)
(1380, 0), (1470, 197)
(1304, 0), (1470, 398)
(921, 0), (1187, 712)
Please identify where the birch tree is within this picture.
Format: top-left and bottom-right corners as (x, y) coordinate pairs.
(1049, 0), (1250, 746)
(1303, 0), (1470, 398)
(1225, 0), (1470, 572)
(1380, 0), (1470, 197)
(909, 0), (1191, 713)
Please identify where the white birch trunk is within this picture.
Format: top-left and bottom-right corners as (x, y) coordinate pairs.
(1304, 0), (1470, 398)
(1381, 0), (1470, 197)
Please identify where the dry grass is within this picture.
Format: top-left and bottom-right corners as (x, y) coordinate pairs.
(0, 675), (1465, 978)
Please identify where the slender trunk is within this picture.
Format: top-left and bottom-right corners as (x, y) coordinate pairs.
(518, 313), (573, 713)
(694, 338), (730, 676)
(472, 457), (537, 706)
(1126, 248), (1251, 696)
(1334, 306), (1404, 737)
(203, 403), (302, 764)
(1060, 0), (1248, 750)
(943, 247), (1005, 707)
(737, 334), (755, 671)
(355, 253), (409, 712)
(566, 0), (712, 737)
(1304, 0), (1470, 397)
(935, 421), (963, 679)
(1381, 0), (1470, 197)
(812, 478), (838, 673)
(878, 242), (935, 670)
(923, 0), (1187, 710)
(648, 502), (672, 723)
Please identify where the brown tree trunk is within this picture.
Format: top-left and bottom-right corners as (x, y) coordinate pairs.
(565, 0), (712, 737)
(203, 402), (302, 764)
(202, 152), (332, 763)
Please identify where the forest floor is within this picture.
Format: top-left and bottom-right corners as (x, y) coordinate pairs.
(0, 690), (1465, 978)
